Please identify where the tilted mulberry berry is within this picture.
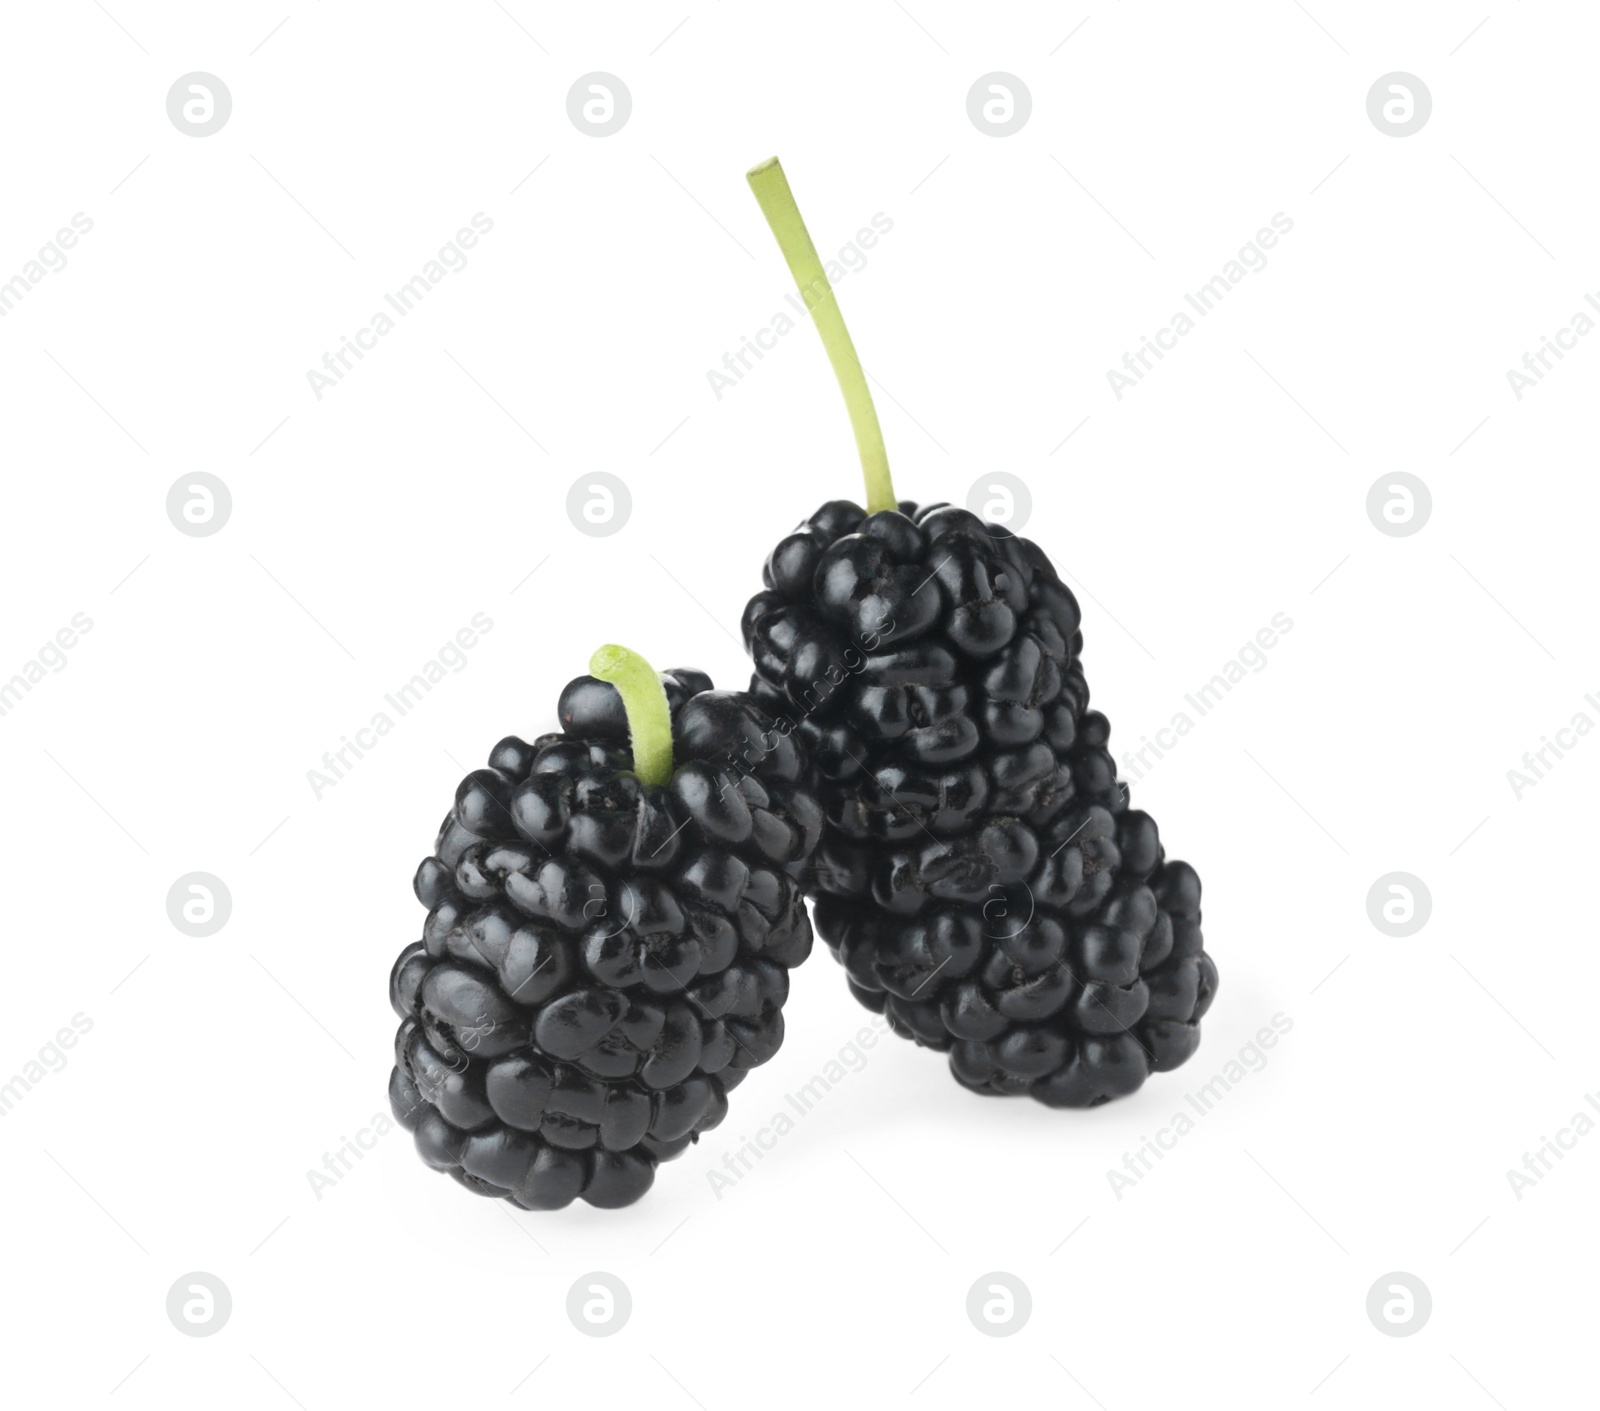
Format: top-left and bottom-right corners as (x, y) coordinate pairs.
(739, 157), (1218, 1107)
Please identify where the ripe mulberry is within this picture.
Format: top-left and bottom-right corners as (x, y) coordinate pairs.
(387, 647), (822, 1207)
(744, 501), (1217, 1106)
(740, 156), (1217, 1107)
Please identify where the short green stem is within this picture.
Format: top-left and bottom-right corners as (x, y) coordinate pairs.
(588, 644), (674, 786)
(746, 156), (897, 514)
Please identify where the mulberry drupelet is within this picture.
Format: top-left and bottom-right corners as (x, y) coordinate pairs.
(738, 158), (1218, 1108)
(387, 646), (822, 1208)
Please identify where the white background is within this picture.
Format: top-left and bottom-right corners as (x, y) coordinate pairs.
(2, 2), (1596, 1406)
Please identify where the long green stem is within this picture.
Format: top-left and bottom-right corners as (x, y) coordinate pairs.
(746, 156), (896, 513)
(588, 644), (674, 786)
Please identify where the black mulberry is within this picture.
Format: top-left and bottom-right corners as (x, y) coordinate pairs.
(740, 157), (1218, 1108)
(387, 647), (822, 1207)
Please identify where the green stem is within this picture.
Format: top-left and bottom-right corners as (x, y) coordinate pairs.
(588, 644), (674, 786)
(746, 156), (896, 514)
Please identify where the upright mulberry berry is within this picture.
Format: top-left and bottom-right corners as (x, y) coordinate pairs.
(387, 646), (822, 1207)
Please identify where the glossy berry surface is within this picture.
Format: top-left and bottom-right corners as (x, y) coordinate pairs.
(388, 668), (822, 1208)
(743, 501), (1218, 1107)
